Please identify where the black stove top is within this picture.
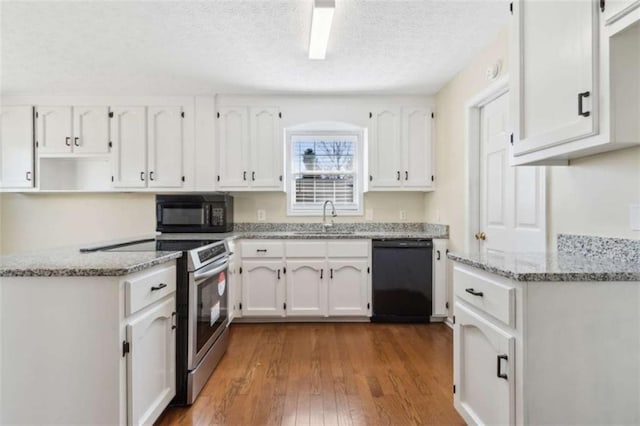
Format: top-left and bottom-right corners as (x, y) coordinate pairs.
(106, 239), (219, 252)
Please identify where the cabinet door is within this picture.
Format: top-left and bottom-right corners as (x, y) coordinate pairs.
(249, 107), (282, 189)
(73, 106), (110, 154)
(148, 106), (184, 188)
(228, 254), (241, 321)
(432, 239), (448, 317)
(603, 0), (640, 23)
(36, 106), (72, 153)
(285, 260), (326, 316)
(327, 259), (369, 316)
(368, 108), (402, 189)
(110, 107), (147, 188)
(126, 296), (176, 426)
(241, 259), (285, 317)
(218, 107), (249, 189)
(454, 301), (515, 426)
(0, 106), (34, 188)
(512, 0), (597, 156)
(403, 107), (434, 190)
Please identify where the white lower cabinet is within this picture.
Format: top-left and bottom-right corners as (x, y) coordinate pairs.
(238, 239), (372, 320)
(0, 262), (177, 426)
(454, 301), (515, 426)
(126, 296), (176, 426)
(327, 259), (369, 316)
(241, 259), (285, 317)
(453, 262), (640, 425)
(286, 259), (327, 316)
(432, 238), (449, 318)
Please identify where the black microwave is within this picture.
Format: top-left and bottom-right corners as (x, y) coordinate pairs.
(156, 194), (234, 233)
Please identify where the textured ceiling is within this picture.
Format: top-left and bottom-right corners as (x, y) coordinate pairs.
(0, 0), (508, 96)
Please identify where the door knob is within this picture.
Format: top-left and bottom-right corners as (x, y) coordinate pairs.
(475, 232), (487, 241)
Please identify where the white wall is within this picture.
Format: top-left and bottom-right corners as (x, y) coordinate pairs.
(548, 148), (640, 245)
(0, 193), (155, 253)
(424, 29), (511, 255)
(232, 191), (426, 223)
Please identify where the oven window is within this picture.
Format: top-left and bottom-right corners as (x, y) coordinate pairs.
(196, 272), (227, 353)
(162, 206), (204, 225)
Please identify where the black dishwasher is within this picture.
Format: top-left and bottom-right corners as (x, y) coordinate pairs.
(372, 239), (433, 323)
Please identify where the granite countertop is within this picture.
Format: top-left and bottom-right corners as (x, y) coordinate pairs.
(447, 251), (640, 282)
(0, 223), (448, 277)
(158, 231), (447, 240)
(0, 248), (182, 277)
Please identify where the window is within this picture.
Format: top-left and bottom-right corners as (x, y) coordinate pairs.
(287, 130), (363, 215)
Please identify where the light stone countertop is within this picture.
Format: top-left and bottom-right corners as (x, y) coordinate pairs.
(0, 248), (182, 277)
(447, 251), (640, 282)
(0, 223), (449, 277)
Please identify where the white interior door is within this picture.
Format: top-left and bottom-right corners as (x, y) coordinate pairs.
(479, 92), (545, 254)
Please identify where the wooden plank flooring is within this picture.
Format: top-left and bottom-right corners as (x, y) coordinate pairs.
(157, 323), (464, 426)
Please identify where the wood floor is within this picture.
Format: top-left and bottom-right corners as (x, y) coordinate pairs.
(157, 323), (464, 426)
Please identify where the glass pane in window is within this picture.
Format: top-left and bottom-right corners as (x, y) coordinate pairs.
(292, 137), (355, 174)
(295, 175), (354, 204)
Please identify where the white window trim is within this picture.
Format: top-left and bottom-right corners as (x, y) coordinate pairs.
(285, 124), (365, 217)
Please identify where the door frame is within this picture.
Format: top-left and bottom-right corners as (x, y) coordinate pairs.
(463, 76), (510, 253)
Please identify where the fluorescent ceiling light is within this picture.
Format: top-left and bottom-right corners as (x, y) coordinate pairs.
(309, 0), (335, 60)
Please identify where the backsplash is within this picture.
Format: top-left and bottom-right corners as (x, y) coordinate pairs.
(234, 222), (449, 237)
(557, 234), (640, 263)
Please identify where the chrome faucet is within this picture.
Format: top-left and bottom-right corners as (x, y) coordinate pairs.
(322, 200), (337, 231)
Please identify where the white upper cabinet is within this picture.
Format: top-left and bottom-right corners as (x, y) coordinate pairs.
(249, 107), (282, 188)
(217, 105), (282, 191)
(111, 106), (185, 189)
(217, 107), (249, 188)
(148, 106), (184, 188)
(0, 106), (35, 189)
(511, 0), (640, 164)
(513, 0), (597, 156)
(602, 0), (640, 24)
(369, 107), (434, 191)
(111, 106), (147, 188)
(403, 107), (434, 189)
(36, 106), (73, 154)
(37, 106), (109, 155)
(369, 108), (402, 188)
(73, 106), (110, 154)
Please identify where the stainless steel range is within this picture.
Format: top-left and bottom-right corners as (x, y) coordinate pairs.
(97, 237), (230, 405)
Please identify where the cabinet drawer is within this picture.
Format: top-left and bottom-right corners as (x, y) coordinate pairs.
(285, 241), (327, 258)
(327, 240), (369, 258)
(241, 240), (284, 258)
(454, 266), (515, 327)
(125, 264), (177, 316)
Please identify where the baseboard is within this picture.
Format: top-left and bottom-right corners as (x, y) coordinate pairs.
(444, 317), (454, 329)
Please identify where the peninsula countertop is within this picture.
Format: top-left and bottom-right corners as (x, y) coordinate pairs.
(0, 248), (182, 277)
(447, 251), (640, 282)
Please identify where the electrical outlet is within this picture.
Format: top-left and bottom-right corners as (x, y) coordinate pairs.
(365, 209), (374, 221)
(257, 209), (266, 221)
(399, 210), (407, 220)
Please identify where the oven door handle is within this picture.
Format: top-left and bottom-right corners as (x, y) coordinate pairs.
(194, 258), (229, 282)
